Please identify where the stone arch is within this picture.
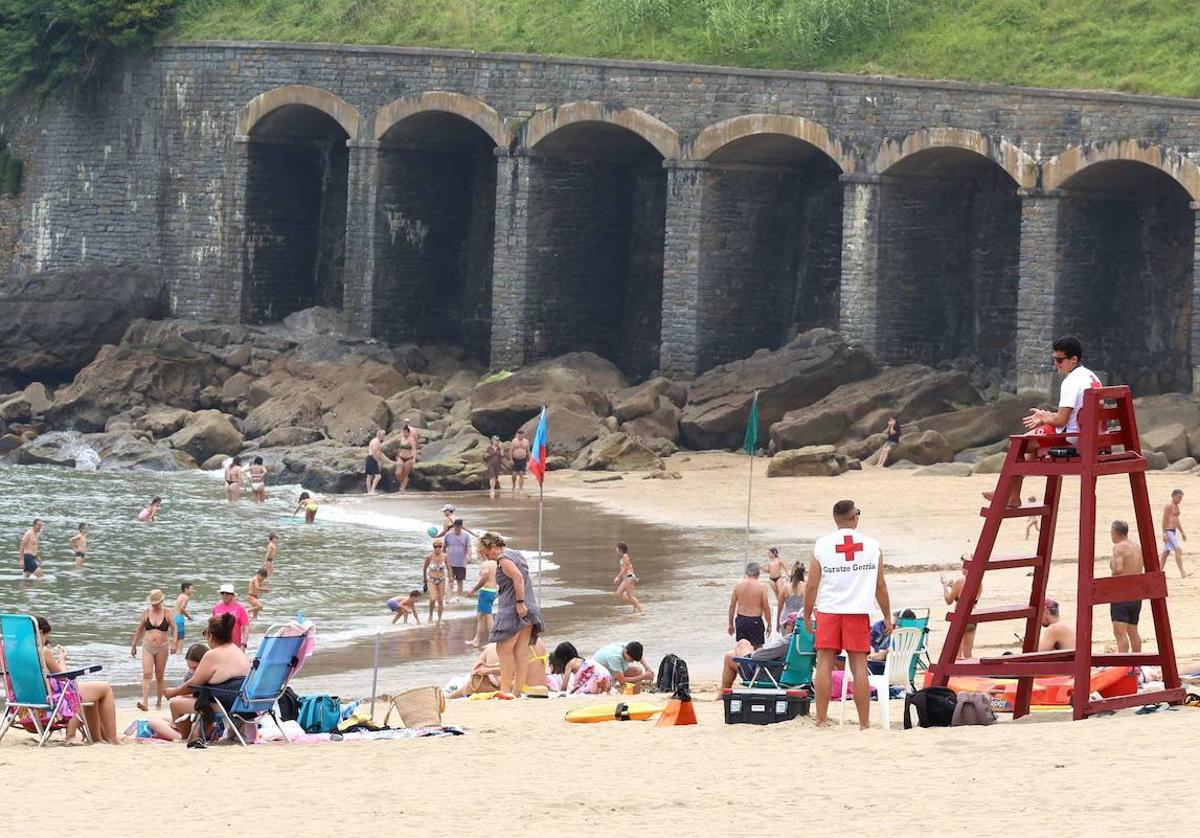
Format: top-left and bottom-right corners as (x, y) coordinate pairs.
(1043, 140), (1200, 201)
(524, 101), (679, 160)
(870, 127), (1036, 189)
(373, 91), (510, 148)
(236, 85), (362, 140)
(688, 114), (853, 172)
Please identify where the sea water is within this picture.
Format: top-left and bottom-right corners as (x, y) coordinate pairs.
(0, 463), (750, 697)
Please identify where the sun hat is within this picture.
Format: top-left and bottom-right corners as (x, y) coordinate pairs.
(442, 504), (455, 513)
(147, 589), (165, 605)
(218, 583), (236, 595)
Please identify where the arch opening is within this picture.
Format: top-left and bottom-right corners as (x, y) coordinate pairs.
(1055, 161), (1194, 393)
(524, 122), (667, 376)
(374, 111), (498, 361)
(693, 133), (844, 369)
(873, 147), (1022, 372)
(242, 104), (350, 322)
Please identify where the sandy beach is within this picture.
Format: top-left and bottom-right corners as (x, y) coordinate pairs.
(4, 455), (1199, 836)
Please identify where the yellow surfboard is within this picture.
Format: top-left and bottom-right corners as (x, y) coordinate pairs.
(564, 702), (663, 724)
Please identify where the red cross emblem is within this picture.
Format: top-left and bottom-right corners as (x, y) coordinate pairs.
(835, 535), (864, 562)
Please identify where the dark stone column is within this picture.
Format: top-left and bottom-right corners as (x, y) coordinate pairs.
(342, 140), (379, 338)
(490, 149), (533, 369)
(222, 135), (252, 323)
(1015, 188), (1062, 395)
(1192, 203), (1200, 396)
(659, 161), (705, 379)
(838, 173), (883, 355)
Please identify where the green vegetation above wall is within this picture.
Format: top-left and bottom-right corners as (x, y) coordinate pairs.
(0, 0), (181, 95)
(172, 0), (1200, 98)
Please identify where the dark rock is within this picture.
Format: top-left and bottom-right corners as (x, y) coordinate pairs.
(281, 306), (347, 336)
(278, 441), (371, 494)
(572, 432), (662, 472)
(681, 329), (876, 450)
(1141, 423), (1188, 463)
(259, 426), (324, 448)
(469, 352), (626, 438)
(622, 396), (681, 443)
(1166, 456), (1197, 472)
(915, 462), (974, 477)
(133, 406), (193, 439)
(0, 265), (166, 381)
(517, 397), (608, 458)
(322, 381), (390, 445)
(87, 431), (197, 471)
(768, 365), (980, 451)
(613, 377), (684, 422)
(912, 393), (1045, 454)
(0, 383), (52, 423)
(886, 429), (954, 466)
(1145, 450), (1169, 470)
(243, 391), (324, 439)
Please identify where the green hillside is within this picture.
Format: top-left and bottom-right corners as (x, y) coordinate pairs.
(171, 0), (1200, 98)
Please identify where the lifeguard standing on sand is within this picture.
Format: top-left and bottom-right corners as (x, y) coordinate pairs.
(804, 499), (892, 729)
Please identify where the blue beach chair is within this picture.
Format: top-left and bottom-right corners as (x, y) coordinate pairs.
(0, 613), (102, 746)
(190, 625), (308, 746)
(735, 622), (817, 690)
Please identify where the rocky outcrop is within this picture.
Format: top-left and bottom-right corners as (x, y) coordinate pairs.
(258, 426), (324, 448)
(681, 329), (876, 450)
(622, 396), (681, 445)
(768, 365), (981, 451)
(133, 406), (193, 438)
(0, 265), (166, 381)
(1141, 423), (1189, 463)
(887, 429), (954, 466)
(276, 441), (370, 494)
(613, 377), (686, 422)
(167, 410), (244, 462)
(469, 352), (626, 437)
(517, 397), (608, 458)
(243, 392), (324, 439)
(89, 431), (197, 471)
(281, 306), (347, 337)
(410, 431), (491, 491)
(766, 445), (851, 477)
(321, 381), (390, 445)
(0, 383), (52, 423)
(572, 432), (663, 472)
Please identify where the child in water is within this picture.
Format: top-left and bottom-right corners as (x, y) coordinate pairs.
(293, 492), (318, 524)
(247, 568), (270, 622)
(137, 497), (162, 523)
(263, 533), (278, 576)
(173, 581), (194, 654)
(68, 523), (88, 568)
(387, 590), (422, 624)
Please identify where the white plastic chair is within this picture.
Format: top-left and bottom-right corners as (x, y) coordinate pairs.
(839, 627), (922, 730)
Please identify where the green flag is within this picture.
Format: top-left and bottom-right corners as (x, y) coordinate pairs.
(743, 391), (759, 454)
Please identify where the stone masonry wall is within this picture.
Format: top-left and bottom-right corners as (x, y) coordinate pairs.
(6, 41), (1200, 382)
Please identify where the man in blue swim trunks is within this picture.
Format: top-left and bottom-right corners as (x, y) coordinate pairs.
(468, 551), (498, 646)
(19, 519), (44, 579)
(173, 581), (195, 654)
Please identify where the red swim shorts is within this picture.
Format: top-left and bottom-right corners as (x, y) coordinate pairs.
(815, 611), (870, 653)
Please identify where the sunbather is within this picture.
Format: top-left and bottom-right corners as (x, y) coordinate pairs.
(36, 616), (120, 744)
(147, 644), (208, 741)
(184, 613), (251, 747)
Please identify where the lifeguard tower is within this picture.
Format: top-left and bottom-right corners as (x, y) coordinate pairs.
(927, 386), (1183, 719)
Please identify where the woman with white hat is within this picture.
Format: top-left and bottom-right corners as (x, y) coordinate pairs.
(131, 588), (176, 711)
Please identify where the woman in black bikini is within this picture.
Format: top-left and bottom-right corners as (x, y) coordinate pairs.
(131, 589), (176, 711)
(393, 421), (419, 493)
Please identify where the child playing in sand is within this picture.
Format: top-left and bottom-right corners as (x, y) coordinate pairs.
(294, 492), (318, 524)
(263, 533), (277, 575)
(145, 644), (208, 741)
(172, 581), (194, 654)
(247, 568), (270, 621)
(137, 497), (162, 523)
(68, 523), (88, 568)
(387, 590), (421, 624)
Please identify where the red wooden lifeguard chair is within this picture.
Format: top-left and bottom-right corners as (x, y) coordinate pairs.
(927, 385), (1183, 719)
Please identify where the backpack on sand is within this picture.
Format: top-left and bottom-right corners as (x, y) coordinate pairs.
(903, 686), (958, 729)
(654, 654), (691, 701)
(951, 691), (998, 726)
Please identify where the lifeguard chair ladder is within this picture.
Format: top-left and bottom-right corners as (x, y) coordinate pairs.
(927, 386), (1183, 719)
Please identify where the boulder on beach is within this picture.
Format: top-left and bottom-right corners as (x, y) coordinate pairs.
(517, 396), (609, 458)
(681, 329), (876, 450)
(167, 410), (244, 463)
(469, 352), (626, 438)
(766, 445), (851, 478)
(0, 265), (167, 381)
(572, 432), (663, 472)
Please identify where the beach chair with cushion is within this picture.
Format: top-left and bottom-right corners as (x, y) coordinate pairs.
(735, 622), (816, 690)
(0, 613), (102, 746)
(190, 624), (309, 746)
(839, 626), (923, 730)
(897, 609), (932, 680)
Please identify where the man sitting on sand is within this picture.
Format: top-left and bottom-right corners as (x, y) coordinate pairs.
(728, 562), (771, 650)
(804, 499), (892, 729)
(1038, 598), (1074, 652)
(592, 641), (654, 692)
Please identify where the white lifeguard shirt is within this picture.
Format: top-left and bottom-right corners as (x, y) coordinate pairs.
(1056, 364), (1102, 437)
(813, 528), (881, 615)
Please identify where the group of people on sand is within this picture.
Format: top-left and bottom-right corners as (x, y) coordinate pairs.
(365, 423), (534, 499)
(448, 638), (654, 699)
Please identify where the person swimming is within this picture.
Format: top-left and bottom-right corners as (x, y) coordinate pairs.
(137, 497), (162, 523)
(293, 492), (318, 524)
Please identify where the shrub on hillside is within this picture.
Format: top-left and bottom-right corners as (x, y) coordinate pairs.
(0, 0), (182, 96)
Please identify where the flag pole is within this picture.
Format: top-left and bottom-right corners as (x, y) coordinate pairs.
(744, 390), (760, 563)
(745, 446), (753, 563)
(537, 479), (544, 597)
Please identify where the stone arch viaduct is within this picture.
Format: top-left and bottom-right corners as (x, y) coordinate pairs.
(12, 42), (1200, 393)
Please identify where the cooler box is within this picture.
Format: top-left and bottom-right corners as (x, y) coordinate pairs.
(723, 687), (810, 725)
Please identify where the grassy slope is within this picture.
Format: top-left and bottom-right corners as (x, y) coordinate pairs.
(172, 0), (1200, 99)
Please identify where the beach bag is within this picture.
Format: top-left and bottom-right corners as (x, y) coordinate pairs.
(277, 686), (300, 722)
(655, 654), (691, 701)
(903, 686), (958, 729)
(383, 686), (445, 729)
(297, 694), (341, 733)
(951, 692), (998, 727)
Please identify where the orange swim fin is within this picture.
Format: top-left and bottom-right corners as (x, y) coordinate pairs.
(656, 697), (698, 727)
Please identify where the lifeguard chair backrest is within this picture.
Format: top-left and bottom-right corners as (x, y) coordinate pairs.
(1077, 386), (1141, 456)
